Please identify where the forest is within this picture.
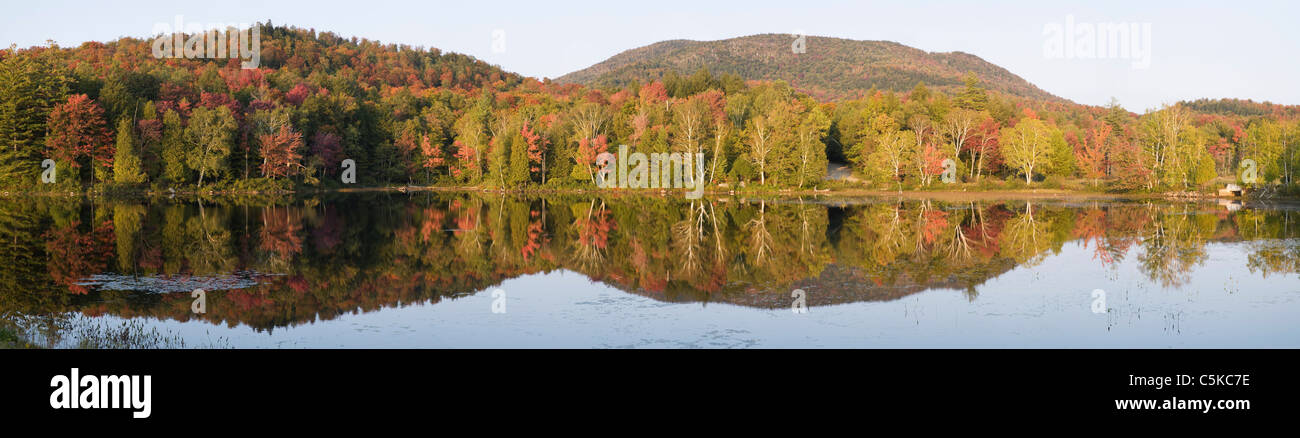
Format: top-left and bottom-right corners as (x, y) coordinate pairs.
(2, 23), (1299, 195)
(555, 34), (1062, 102)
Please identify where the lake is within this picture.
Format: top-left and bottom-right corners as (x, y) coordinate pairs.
(2, 192), (1298, 348)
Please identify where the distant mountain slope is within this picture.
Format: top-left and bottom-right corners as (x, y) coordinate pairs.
(557, 33), (1063, 102)
(1180, 98), (1300, 118)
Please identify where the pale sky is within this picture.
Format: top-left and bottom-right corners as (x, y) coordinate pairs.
(2, 0), (1296, 111)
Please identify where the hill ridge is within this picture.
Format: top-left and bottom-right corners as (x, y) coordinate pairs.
(557, 33), (1064, 102)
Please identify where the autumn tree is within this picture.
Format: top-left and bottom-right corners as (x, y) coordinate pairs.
(1076, 124), (1110, 186)
(941, 108), (978, 179)
(258, 125), (305, 180)
(420, 133), (446, 182)
(574, 134), (608, 184)
(45, 94), (112, 184)
(567, 101), (608, 183)
(521, 120), (549, 184)
(136, 101), (163, 178)
(246, 106), (292, 179)
(916, 142), (946, 186)
(310, 132), (343, 178)
(1110, 136), (1152, 190)
(967, 116), (1000, 181)
(452, 97), (492, 183)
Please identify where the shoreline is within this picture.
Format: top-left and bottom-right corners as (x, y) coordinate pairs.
(0, 184), (1265, 203)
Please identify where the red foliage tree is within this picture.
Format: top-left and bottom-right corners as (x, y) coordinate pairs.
(258, 125), (305, 179)
(576, 134), (609, 182)
(584, 89), (607, 105)
(45, 94), (113, 182)
(451, 139), (478, 180)
(136, 119), (162, 143)
(1109, 137), (1152, 190)
(967, 117), (1002, 179)
(918, 142), (945, 185)
(520, 120), (549, 183)
(1076, 124), (1110, 185)
(394, 124), (421, 177)
(639, 81), (668, 106)
(199, 92), (240, 112)
(310, 132), (343, 176)
(285, 83), (313, 106)
(419, 134), (444, 179)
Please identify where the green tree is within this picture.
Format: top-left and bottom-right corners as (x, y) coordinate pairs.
(161, 109), (188, 184)
(1002, 118), (1051, 184)
(112, 118), (146, 184)
(1139, 104), (1194, 188)
(0, 46), (71, 186)
(185, 106), (237, 187)
(485, 114), (514, 187)
(1190, 152), (1217, 188)
(1047, 127), (1075, 178)
(507, 130), (530, 186)
(795, 104), (831, 187)
(745, 113), (773, 185)
(1242, 120), (1282, 184)
(955, 73), (988, 111)
(453, 96), (492, 184)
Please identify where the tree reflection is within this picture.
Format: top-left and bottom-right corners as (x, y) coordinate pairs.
(2, 193), (1300, 332)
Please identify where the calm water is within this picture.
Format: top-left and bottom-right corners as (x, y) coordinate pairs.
(2, 193), (1299, 348)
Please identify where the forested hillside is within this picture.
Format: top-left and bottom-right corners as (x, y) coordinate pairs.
(556, 34), (1063, 102)
(1, 23), (1297, 195)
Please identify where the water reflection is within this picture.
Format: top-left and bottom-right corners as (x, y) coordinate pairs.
(1, 194), (1299, 347)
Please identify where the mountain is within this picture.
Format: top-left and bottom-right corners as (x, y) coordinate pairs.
(556, 33), (1063, 102)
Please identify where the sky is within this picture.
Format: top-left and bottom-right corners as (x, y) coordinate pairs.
(2, 0), (1296, 111)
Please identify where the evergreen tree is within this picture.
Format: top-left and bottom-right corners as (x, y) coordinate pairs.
(0, 46), (71, 186)
(956, 73), (988, 111)
(112, 118), (146, 184)
(161, 109), (188, 184)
